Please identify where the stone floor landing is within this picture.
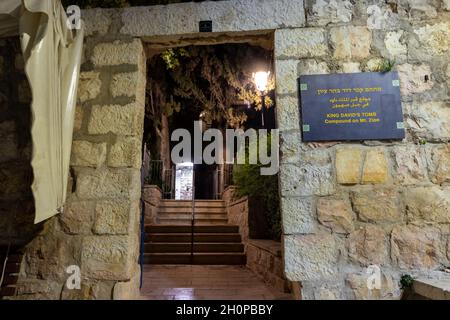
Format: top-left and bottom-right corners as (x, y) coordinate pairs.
(141, 265), (292, 300)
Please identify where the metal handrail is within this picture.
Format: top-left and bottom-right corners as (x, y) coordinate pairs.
(190, 170), (195, 264)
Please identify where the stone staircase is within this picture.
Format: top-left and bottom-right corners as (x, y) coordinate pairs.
(156, 200), (228, 225)
(143, 200), (246, 265)
(0, 247), (22, 300)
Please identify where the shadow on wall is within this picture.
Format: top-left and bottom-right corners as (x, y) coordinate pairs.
(0, 37), (42, 247)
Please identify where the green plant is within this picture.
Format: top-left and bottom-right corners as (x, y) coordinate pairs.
(374, 59), (396, 73)
(150, 44), (275, 130)
(161, 48), (190, 70)
(232, 134), (281, 240)
(400, 274), (414, 290)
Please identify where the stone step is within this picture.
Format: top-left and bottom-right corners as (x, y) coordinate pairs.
(0, 285), (17, 298)
(147, 233), (242, 243)
(157, 219), (229, 226)
(0, 254), (22, 263)
(158, 207), (227, 214)
(145, 225), (239, 233)
(145, 242), (244, 253)
(143, 253), (246, 265)
(159, 200), (226, 208)
(4, 263), (20, 274)
(0, 248), (22, 299)
(158, 213), (228, 220)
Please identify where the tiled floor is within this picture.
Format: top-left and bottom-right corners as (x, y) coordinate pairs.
(141, 265), (292, 300)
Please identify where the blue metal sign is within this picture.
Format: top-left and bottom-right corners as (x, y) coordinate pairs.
(298, 72), (405, 141)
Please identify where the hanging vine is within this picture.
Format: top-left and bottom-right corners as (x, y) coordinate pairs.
(147, 44), (274, 131)
(144, 44), (275, 164)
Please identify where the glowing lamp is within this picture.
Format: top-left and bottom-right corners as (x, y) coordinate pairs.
(253, 71), (270, 92)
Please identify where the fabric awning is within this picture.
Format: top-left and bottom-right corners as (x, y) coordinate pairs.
(0, 0), (84, 223)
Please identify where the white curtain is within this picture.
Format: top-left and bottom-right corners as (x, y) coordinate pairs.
(0, 0), (84, 223)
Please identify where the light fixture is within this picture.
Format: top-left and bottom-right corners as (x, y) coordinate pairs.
(253, 71), (270, 127)
(253, 71), (270, 92)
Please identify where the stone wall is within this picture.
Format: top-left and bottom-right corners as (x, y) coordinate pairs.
(276, 1), (450, 300)
(3, 34), (147, 299)
(142, 185), (162, 224)
(224, 188), (291, 295)
(246, 240), (291, 294)
(223, 187), (249, 247)
(60, 36), (146, 299)
(48, 0), (450, 300)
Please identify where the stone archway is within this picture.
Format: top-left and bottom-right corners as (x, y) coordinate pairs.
(140, 34), (286, 300)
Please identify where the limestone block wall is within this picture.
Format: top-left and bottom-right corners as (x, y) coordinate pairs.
(142, 185), (162, 224)
(5, 35), (147, 299)
(228, 197), (250, 247)
(50, 0), (450, 300)
(276, 1), (450, 300)
(247, 240), (291, 294)
(223, 187), (250, 248)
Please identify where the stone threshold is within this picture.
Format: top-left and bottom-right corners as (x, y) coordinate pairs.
(412, 272), (450, 300)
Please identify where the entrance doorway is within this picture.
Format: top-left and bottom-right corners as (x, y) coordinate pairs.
(194, 163), (218, 200)
(143, 40), (275, 200)
(172, 162), (221, 200)
(139, 34), (287, 300)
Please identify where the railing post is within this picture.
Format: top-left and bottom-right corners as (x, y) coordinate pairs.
(171, 165), (175, 199)
(190, 169), (195, 264)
